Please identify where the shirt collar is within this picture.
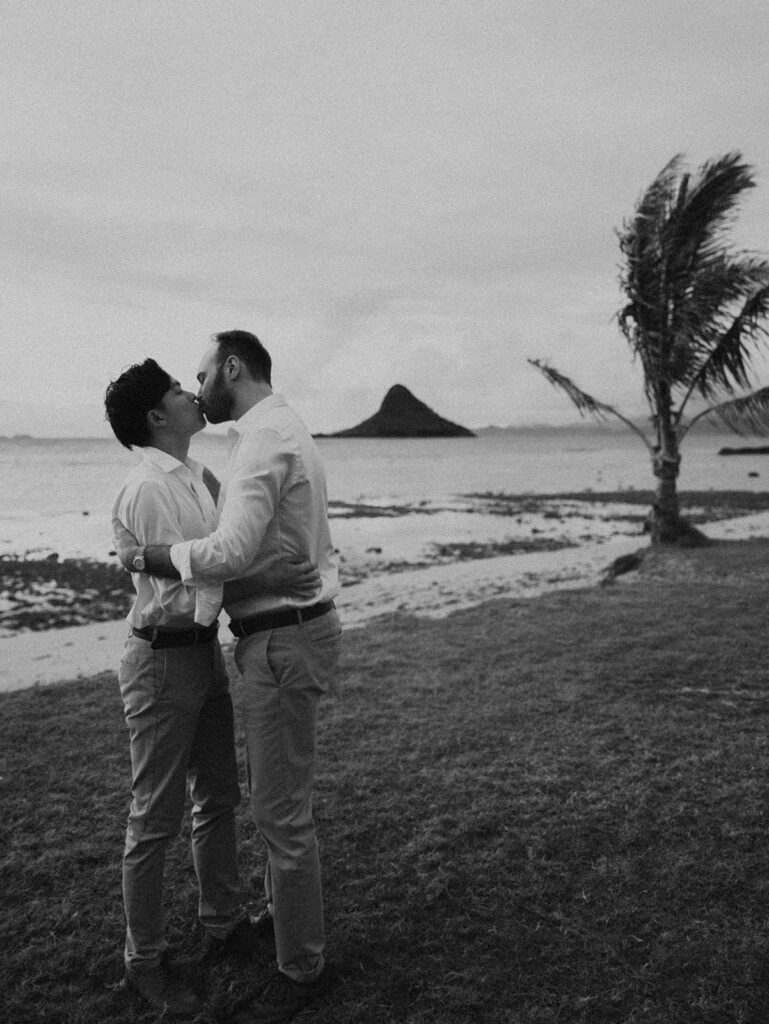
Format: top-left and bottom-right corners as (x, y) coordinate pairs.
(228, 393), (287, 438)
(140, 446), (204, 480)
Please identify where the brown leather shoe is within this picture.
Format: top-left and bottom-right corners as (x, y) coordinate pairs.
(124, 960), (203, 1016)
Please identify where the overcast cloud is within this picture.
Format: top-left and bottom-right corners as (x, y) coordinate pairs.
(4, 0), (769, 435)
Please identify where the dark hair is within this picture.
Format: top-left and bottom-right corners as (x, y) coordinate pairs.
(104, 359), (173, 449)
(213, 330), (272, 386)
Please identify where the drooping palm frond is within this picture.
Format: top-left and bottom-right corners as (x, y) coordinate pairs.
(528, 360), (654, 451)
(687, 386), (769, 438)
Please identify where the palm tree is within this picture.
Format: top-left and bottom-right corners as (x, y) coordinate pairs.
(531, 152), (769, 544)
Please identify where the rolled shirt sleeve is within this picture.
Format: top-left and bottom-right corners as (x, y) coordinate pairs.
(170, 429), (289, 584)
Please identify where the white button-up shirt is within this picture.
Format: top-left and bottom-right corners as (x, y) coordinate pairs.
(112, 447), (222, 627)
(170, 394), (339, 618)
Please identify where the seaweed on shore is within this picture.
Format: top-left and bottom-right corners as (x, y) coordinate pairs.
(0, 555), (133, 632)
(466, 489), (769, 521)
(429, 537), (577, 560)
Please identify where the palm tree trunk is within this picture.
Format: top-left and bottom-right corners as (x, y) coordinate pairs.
(648, 418), (709, 546)
(649, 446), (684, 542)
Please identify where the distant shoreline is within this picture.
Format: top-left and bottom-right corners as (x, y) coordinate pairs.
(0, 419), (744, 443)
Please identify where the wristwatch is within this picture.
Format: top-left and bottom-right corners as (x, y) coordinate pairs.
(131, 547), (147, 573)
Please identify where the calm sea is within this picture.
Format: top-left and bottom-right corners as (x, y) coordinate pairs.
(4, 428), (769, 511)
(1, 427), (767, 558)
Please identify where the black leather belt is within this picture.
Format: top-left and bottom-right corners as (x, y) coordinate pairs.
(228, 600), (335, 638)
(131, 622), (219, 650)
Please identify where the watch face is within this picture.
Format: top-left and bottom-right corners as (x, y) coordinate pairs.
(133, 555), (146, 572)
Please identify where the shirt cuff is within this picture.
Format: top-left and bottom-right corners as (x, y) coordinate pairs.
(194, 585), (224, 627)
(170, 540), (195, 584)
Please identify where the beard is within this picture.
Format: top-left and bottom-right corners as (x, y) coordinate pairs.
(202, 366), (235, 424)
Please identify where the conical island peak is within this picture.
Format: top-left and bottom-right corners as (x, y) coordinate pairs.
(325, 384), (474, 438)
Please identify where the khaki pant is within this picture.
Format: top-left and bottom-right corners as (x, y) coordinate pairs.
(118, 634), (243, 970)
(234, 608), (342, 982)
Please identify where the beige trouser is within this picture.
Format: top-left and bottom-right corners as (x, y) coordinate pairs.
(234, 608), (342, 982)
(119, 634), (243, 970)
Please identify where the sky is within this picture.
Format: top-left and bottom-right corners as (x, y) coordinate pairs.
(4, 0), (769, 436)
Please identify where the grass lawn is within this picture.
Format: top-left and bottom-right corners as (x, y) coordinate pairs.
(3, 540), (769, 1023)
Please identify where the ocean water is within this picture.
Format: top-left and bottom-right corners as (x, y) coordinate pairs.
(1, 427), (767, 560)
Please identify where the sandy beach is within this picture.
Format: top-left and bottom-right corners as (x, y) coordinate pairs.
(0, 532), (641, 692)
(3, 493), (769, 694)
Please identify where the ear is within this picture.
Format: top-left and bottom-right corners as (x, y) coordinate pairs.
(147, 408), (166, 429)
(225, 356), (242, 381)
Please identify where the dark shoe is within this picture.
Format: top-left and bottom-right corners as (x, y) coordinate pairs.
(231, 966), (336, 1023)
(200, 911), (274, 964)
(124, 959), (203, 1016)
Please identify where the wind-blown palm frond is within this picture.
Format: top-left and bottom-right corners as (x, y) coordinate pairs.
(617, 153), (764, 399)
(681, 257), (769, 351)
(686, 279), (769, 400)
(664, 153), (755, 276)
(689, 386), (769, 437)
(528, 360), (654, 450)
(658, 260), (769, 405)
(617, 157), (682, 387)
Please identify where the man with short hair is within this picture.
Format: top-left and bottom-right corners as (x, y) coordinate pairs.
(115, 332), (342, 1024)
(105, 359), (314, 1018)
